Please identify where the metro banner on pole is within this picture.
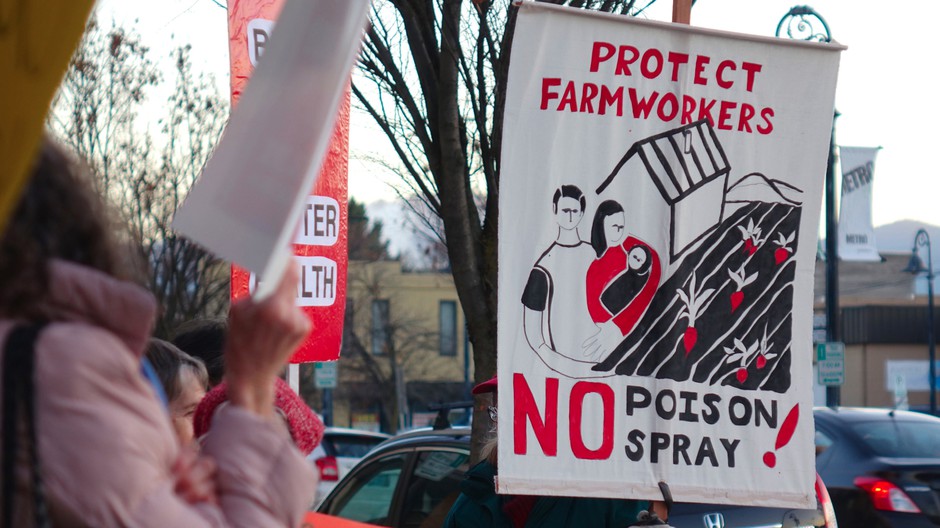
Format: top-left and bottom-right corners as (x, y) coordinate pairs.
(226, 0), (350, 363)
(497, 3), (842, 508)
(838, 146), (880, 262)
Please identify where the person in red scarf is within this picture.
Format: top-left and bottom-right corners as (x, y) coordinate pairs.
(443, 377), (656, 527)
(194, 377), (324, 457)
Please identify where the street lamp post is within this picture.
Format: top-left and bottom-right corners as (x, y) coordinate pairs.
(905, 229), (936, 415)
(775, 6), (831, 42)
(776, 6), (840, 406)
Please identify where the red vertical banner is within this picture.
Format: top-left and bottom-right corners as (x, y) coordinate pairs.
(226, 0), (349, 363)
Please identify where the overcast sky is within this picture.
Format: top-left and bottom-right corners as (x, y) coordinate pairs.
(97, 0), (939, 232)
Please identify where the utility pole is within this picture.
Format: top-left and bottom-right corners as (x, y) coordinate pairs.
(776, 5), (839, 407)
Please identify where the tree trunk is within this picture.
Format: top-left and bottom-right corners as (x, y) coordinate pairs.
(356, 0), (642, 462)
(432, 0), (498, 463)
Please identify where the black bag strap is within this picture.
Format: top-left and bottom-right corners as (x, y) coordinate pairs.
(2, 322), (50, 528)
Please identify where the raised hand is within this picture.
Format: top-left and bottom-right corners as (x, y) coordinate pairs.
(224, 263), (311, 417)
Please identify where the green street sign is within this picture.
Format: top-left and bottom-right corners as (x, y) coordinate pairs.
(315, 361), (338, 389)
(816, 342), (845, 386)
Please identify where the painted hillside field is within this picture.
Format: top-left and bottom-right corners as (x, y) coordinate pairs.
(592, 197), (801, 393)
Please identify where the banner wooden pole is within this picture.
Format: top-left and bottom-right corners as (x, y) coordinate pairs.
(672, 0), (692, 24)
(667, 3), (690, 517)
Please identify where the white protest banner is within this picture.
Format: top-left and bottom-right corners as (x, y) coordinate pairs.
(497, 3), (842, 508)
(838, 146), (880, 262)
(172, 0), (370, 301)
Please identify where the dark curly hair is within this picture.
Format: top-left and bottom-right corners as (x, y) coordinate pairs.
(171, 319), (227, 387)
(0, 137), (137, 318)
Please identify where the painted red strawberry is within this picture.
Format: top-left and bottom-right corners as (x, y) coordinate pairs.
(774, 232), (795, 265)
(683, 327), (698, 353)
(731, 291), (744, 312)
(743, 239), (754, 254)
(757, 324), (777, 370)
(728, 266), (757, 313)
(724, 337), (759, 384)
(677, 275), (714, 357)
(738, 219), (762, 256)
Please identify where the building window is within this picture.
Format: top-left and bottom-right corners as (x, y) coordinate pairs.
(371, 299), (389, 355)
(439, 300), (457, 357)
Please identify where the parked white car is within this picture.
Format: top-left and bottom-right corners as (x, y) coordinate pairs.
(308, 427), (390, 507)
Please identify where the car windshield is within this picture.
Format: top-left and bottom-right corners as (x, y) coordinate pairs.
(328, 435), (386, 458)
(852, 419), (940, 457)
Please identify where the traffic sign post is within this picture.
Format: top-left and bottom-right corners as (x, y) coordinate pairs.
(816, 342), (845, 386)
(812, 314), (827, 344)
(315, 361), (337, 426)
(894, 374), (909, 411)
(314, 361), (338, 389)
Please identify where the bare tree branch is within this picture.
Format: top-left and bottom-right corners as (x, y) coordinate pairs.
(357, 0), (645, 461)
(48, 20), (230, 338)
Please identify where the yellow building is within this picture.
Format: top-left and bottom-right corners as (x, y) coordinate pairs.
(327, 260), (472, 432)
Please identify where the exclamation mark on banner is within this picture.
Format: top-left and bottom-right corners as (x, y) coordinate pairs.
(763, 403), (799, 468)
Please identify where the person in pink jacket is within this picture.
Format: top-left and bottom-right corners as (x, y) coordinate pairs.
(0, 138), (317, 526)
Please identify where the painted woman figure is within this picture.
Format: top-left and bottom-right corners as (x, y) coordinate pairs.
(583, 200), (661, 360)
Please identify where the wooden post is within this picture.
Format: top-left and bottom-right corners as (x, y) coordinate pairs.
(660, 0), (689, 512)
(672, 0), (692, 24)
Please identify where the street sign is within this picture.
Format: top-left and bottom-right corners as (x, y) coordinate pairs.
(315, 361), (338, 388)
(894, 374), (909, 410)
(885, 360), (940, 391)
(812, 314), (827, 344)
(816, 342), (845, 386)
(812, 329), (827, 344)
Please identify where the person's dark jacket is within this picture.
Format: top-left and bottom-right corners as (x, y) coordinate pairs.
(443, 460), (649, 527)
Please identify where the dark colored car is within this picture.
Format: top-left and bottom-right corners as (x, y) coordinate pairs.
(814, 406), (940, 527)
(317, 426), (471, 527)
(317, 425), (836, 528)
(308, 427), (391, 507)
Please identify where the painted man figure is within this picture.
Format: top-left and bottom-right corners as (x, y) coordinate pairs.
(521, 185), (599, 376)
